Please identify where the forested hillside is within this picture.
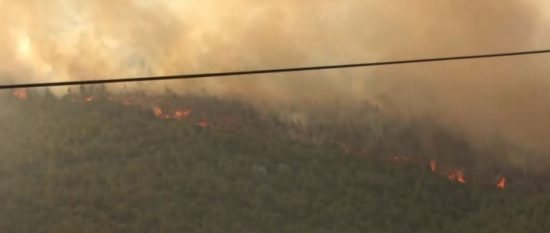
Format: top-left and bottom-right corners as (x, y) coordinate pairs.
(0, 88), (548, 233)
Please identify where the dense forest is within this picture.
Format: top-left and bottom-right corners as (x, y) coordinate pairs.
(0, 87), (548, 233)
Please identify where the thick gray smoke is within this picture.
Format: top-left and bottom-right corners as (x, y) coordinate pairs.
(2, 0), (550, 167)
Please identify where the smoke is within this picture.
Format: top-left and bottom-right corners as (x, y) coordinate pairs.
(2, 0), (550, 164)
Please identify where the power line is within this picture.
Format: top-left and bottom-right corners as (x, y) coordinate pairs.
(2, 49), (550, 90)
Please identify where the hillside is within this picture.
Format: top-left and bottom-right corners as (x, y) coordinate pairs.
(0, 88), (548, 233)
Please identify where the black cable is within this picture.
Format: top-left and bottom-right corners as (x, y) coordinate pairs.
(2, 49), (550, 89)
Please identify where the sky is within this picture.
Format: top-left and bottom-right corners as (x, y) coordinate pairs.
(2, 0), (550, 168)
(2, 0), (546, 83)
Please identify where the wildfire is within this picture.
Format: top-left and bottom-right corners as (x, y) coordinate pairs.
(13, 89), (28, 100)
(153, 106), (164, 118)
(197, 119), (209, 128)
(152, 106), (194, 120)
(174, 109), (192, 119)
(430, 160), (437, 172)
(448, 170), (466, 184)
(85, 96), (94, 102)
(8, 91), (516, 191)
(497, 176), (506, 190)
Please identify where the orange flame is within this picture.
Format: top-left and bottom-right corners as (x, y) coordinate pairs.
(457, 174), (466, 184)
(174, 109), (192, 119)
(197, 119), (209, 128)
(497, 176), (506, 190)
(153, 106), (194, 120)
(153, 106), (163, 118)
(429, 160), (437, 172)
(448, 170), (466, 184)
(13, 89), (28, 100)
(85, 96), (94, 102)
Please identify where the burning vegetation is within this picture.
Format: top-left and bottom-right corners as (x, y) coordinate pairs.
(448, 170), (466, 184)
(151, 106), (194, 121)
(2, 87), (549, 232)
(497, 176), (507, 190)
(6, 86), (524, 190)
(430, 159), (437, 172)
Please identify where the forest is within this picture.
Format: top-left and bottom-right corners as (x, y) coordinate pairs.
(0, 87), (548, 233)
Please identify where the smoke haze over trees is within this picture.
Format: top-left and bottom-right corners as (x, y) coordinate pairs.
(0, 89), (549, 232)
(2, 0), (550, 168)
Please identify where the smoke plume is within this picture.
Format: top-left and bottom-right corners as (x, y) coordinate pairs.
(2, 0), (550, 167)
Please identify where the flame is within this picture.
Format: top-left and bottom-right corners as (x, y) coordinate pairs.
(389, 156), (510, 189)
(448, 173), (456, 180)
(430, 160), (437, 172)
(13, 89), (28, 100)
(497, 176), (506, 190)
(174, 109), (192, 119)
(8, 91), (514, 190)
(153, 106), (163, 118)
(448, 170), (466, 184)
(152, 106), (194, 120)
(458, 174), (466, 184)
(85, 96), (94, 102)
(197, 119), (209, 128)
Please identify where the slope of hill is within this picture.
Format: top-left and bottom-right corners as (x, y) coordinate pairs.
(0, 89), (548, 233)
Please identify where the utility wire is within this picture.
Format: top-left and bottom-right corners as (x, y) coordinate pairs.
(2, 49), (550, 90)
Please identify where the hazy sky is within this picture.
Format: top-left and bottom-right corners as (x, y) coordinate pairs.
(2, 0), (550, 162)
(2, 0), (547, 82)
